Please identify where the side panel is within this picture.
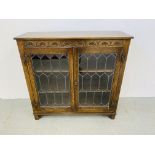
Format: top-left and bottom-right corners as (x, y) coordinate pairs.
(112, 40), (131, 111)
(16, 40), (39, 114)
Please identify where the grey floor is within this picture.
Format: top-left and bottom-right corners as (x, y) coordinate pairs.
(0, 98), (155, 135)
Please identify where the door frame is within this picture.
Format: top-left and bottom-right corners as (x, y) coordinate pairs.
(24, 47), (74, 113)
(73, 47), (123, 113)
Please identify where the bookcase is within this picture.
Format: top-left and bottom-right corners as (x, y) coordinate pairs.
(14, 31), (133, 119)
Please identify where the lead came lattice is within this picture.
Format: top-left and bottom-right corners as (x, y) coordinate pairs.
(79, 53), (117, 107)
(31, 54), (70, 107)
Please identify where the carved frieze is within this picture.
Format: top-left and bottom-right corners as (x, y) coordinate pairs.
(25, 40), (123, 48)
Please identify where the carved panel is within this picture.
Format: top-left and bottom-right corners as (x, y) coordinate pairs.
(25, 40), (123, 48)
(23, 53), (30, 64)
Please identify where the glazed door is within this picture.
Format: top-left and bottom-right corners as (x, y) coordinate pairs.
(74, 48), (122, 112)
(27, 48), (74, 112)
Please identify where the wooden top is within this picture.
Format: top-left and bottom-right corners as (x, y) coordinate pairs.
(14, 31), (133, 40)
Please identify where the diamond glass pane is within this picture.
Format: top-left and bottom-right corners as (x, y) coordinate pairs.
(79, 53), (117, 107)
(31, 54), (70, 107)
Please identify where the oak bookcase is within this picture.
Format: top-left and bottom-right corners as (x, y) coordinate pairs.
(14, 31), (133, 120)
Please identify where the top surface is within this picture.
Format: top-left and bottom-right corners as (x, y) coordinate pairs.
(14, 31), (133, 40)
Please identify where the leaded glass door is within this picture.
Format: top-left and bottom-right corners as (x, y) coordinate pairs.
(28, 48), (74, 111)
(74, 48), (122, 112)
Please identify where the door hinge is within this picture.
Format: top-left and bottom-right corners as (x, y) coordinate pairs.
(120, 53), (126, 63)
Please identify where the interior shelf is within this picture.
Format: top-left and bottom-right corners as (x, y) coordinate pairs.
(39, 90), (69, 93)
(35, 69), (113, 73)
(34, 70), (69, 73)
(79, 69), (114, 73)
(79, 90), (111, 93)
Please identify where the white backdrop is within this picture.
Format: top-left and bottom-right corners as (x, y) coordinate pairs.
(0, 19), (155, 99)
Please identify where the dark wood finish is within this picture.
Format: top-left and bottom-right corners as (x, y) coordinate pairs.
(15, 31), (133, 120)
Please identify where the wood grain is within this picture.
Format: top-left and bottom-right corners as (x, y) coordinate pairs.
(14, 31), (133, 40)
(15, 32), (133, 120)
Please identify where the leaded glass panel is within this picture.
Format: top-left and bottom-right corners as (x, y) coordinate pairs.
(31, 54), (70, 107)
(79, 53), (117, 107)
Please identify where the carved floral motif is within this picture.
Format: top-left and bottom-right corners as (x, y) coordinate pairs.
(25, 40), (123, 48)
